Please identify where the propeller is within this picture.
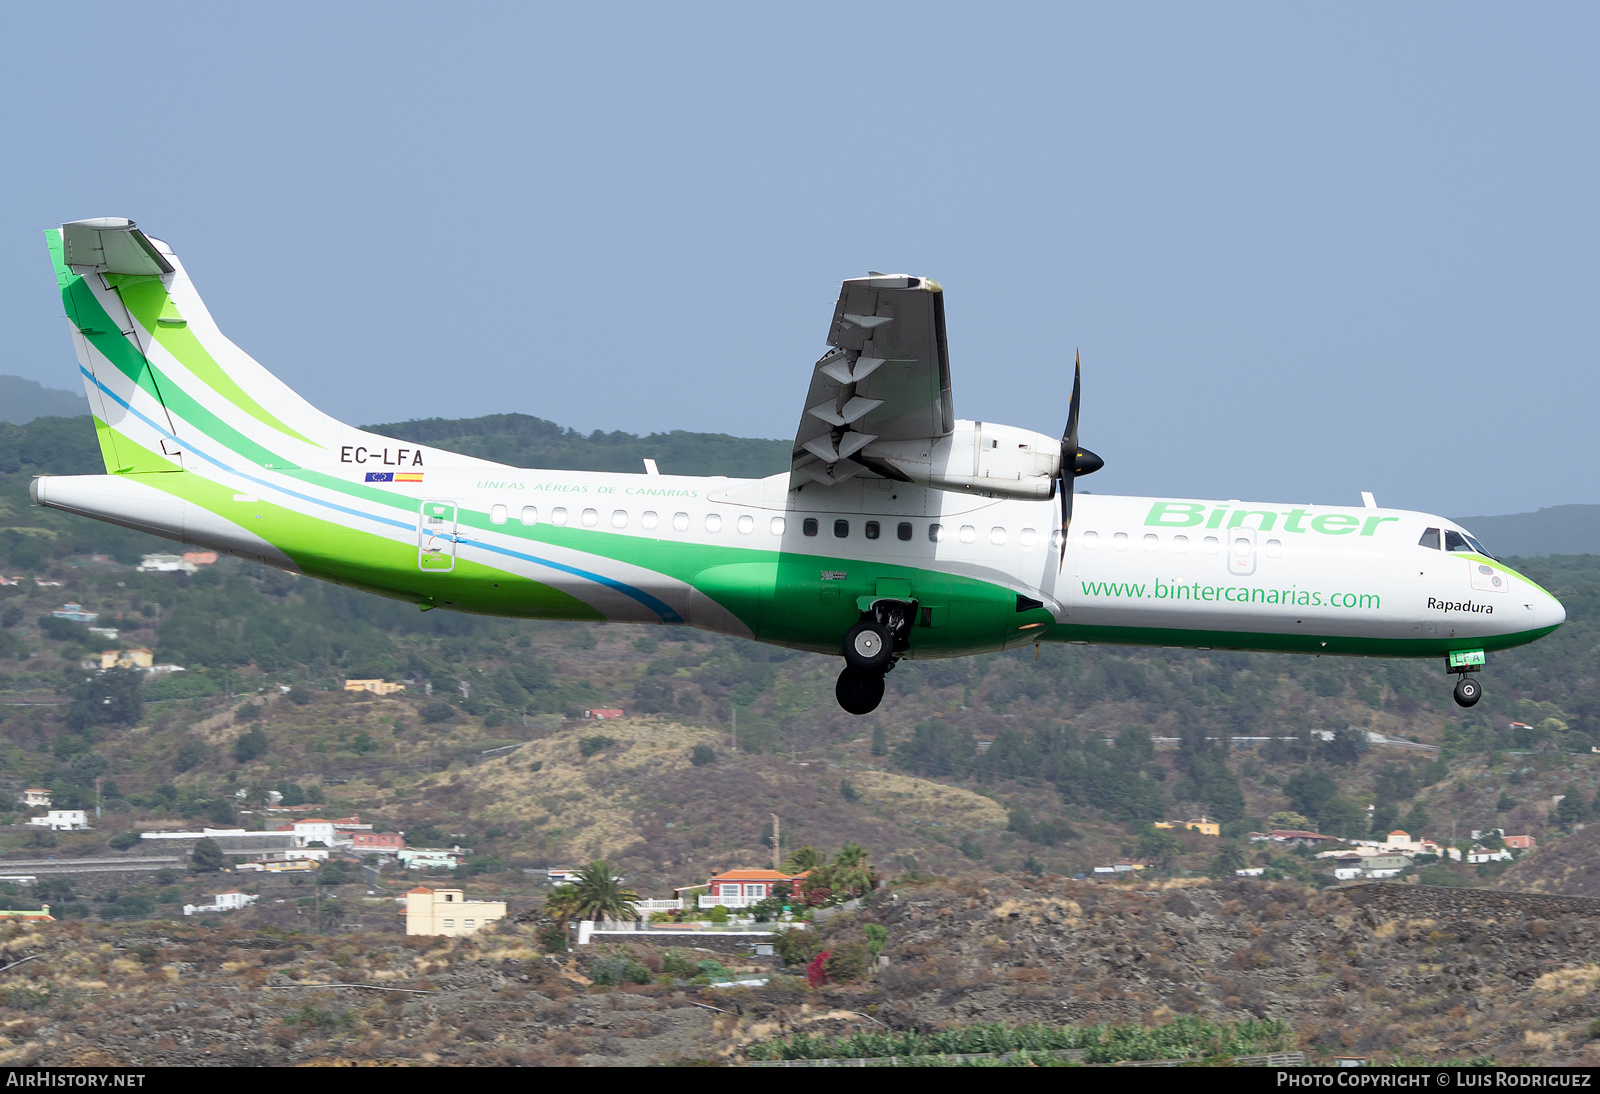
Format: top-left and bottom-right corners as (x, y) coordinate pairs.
(1058, 351), (1103, 571)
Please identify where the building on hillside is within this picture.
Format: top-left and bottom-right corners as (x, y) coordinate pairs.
(1467, 846), (1514, 864)
(1504, 835), (1536, 851)
(236, 857), (316, 874)
(28, 810), (89, 831)
(182, 551), (218, 565)
(1380, 830), (1460, 861)
(184, 890), (259, 915)
(1256, 830), (1340, 847)
(271, 819), (337, 848)
(352, 832), (404, 856)
(1235, 867), (1266, 877)
(1155, 816), (1220, 836)
(546, 867), (579, 885)
(1092, 862), (1147, 875)
(399, 848), (463, 871)
(1470, 828), (1506, 842)
(583, 709), (624, 720)
(343, 679), (406, 696)
(700, 868), (811, 908)
(100, 648), (154, 670)
(1363, 853), (1411, 879)
(0, 906), (53, 922)
(332, 817), (372, 832)
(404, 887), (507, 936)
(51, 603), (98, 623)
(138, 554), (196, 574)
(19, 790), (50, 809)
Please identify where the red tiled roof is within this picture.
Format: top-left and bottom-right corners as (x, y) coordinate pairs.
(708, 868), (810, 881)
(407, 887), (433, 894)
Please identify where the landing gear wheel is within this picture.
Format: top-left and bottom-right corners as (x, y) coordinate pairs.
(836, 666), (886, 715)
(843, 619), (894, 672)
(1453, 675), (1482, 708)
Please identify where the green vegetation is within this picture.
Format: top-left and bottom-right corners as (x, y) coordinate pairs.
(744, 1017), (1293, 1063)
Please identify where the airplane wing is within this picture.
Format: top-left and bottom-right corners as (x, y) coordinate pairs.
(791, 275), (954, 487)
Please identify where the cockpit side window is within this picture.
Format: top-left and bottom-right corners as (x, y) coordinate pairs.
(1444, 531), (1471, 552)
(1418, 527), (1440, 550)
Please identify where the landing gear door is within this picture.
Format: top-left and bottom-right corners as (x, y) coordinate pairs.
(1226, 525), (1256, 577)
(418, 500), (458, 572)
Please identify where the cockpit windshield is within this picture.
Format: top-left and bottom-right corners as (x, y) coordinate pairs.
(1444, 529), (1495, 558)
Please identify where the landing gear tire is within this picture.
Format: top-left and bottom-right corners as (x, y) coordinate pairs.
(843, 619), (894, 672)
(836, 666), (886, 715)
(1453, 675), (1482, 708)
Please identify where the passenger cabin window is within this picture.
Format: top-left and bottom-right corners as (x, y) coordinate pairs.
(865, 521), (880, 540)
(672, 512), (689, 531)
(803, 518), (818, 537)
(489, 504), (507, 525)
(770, 516), (785, 535)
(928, 524), (944, 542)
(642, 511), (658, 529)
(834, 519), (849, 538)
(705, 513), (722, 532)
(1419, 527), (1441, 549)
(897, 522), (913, 541)
(581, 508), (599, 527)
(520, 506), (538, 526)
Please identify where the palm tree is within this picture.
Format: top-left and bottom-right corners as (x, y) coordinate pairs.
(783, 845), (825, 872)
(568, 860), (640, 923)
(1209, 842), (1248, 880)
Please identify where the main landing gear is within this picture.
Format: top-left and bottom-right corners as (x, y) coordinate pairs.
(834, 600), (915, 715)
(1447, 650), (1485, 708)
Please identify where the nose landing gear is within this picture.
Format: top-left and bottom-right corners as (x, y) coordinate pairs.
(834, 599), (915, 715)
(1447, 649), (1485, 708)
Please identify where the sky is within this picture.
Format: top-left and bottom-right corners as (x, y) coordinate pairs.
(1, 4), (1594, 517)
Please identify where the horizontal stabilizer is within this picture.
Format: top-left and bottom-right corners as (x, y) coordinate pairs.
(61, 218), (172, 276)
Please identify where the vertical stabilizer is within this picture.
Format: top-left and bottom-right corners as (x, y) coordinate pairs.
(48, 218), (338, 476)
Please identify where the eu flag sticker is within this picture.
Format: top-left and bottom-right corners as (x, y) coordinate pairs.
(365, 472), (394, 483)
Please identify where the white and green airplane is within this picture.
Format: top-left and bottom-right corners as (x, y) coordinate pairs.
(32, 218), (1564, 714)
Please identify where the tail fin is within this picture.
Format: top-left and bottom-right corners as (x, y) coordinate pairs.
(49, 218), (335, 475)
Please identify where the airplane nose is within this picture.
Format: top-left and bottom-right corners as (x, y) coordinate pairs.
(1535, 591), (1566, 632)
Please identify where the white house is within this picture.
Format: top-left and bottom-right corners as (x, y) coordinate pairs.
(28, 810), (90, 831)
(275, 819), (336, 848)
(399, 848), (462, 870)
(1467, 846), (1514, 864)
(184, 890), (259, 915)
(19, 790), (50, 809)
(1333, 867), (1364, 881)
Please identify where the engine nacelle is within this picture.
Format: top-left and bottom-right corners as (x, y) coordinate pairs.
(862, 420), (1060, 500)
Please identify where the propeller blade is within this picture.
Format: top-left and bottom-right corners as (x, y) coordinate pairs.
(1059, 353), (1082, 571)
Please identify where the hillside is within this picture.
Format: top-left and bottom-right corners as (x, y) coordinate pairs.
(1454, 505), (1600, 558)
(0, 376), (86, 426)
(3, 879), (1600, 1065)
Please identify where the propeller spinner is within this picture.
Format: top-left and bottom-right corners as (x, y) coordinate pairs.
(1058, 352), (1103, 570)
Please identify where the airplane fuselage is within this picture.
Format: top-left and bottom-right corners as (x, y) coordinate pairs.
(32, 460), (1566, 663)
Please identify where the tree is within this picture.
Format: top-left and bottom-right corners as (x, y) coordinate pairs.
(1136, 828), (1184, 872)
(689, 744), (716, 766)
(566, 860), (640, 922)
(891, 720), (974, 777)
(234, 727), (268, 763)
(190, 838), (227, 873)
(66, 667), (143, 731)
(783, 845), (825, 872)
(1265, 811), (1314, 831)
(1208, 842), (1248, 879)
